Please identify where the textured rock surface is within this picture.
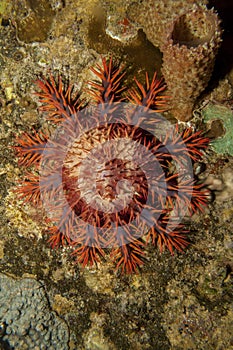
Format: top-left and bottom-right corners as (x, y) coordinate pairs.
(0, 273), (69, 350)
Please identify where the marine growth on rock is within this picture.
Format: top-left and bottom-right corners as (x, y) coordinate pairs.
(14, 57), (209, 273)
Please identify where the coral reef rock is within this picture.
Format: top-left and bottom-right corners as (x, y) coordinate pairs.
(0, 273), (69, 350)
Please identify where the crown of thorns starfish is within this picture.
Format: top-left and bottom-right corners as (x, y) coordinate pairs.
(14, 57), (209, 273)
